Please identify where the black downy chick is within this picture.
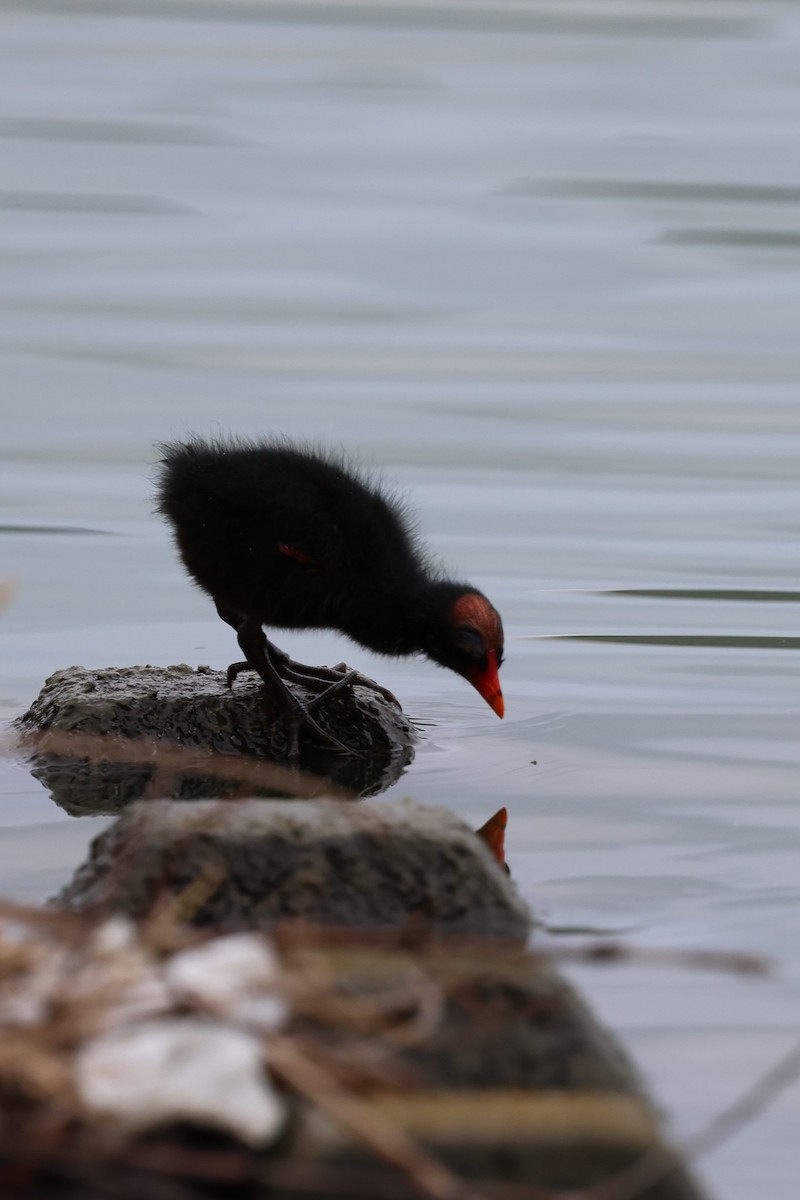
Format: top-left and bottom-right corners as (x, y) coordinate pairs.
(156, 437), (504, 757)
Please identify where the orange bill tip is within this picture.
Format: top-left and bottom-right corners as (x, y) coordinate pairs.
(476, 806), (509, 870)
(468, 648), (504, 718)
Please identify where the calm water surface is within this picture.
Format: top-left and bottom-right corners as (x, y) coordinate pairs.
(2, 3), (800, 1196)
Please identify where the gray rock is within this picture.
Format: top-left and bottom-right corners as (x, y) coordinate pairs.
(16, 664), (416, 812)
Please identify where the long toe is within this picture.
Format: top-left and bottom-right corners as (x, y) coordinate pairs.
(272, 656), (351, 692)
(226, 660), (256, 689)
(287, 701), (359, 757)
(303, 671), (358, 712)
(331, 666), (401, 708)
(228, 626), (364, 757)
(278, 666), (344, 694)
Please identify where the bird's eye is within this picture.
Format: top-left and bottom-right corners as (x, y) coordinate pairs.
(453, 626), (485, 658)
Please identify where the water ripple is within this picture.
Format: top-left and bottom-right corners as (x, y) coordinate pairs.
(0, 191), (192, 215)
(516, 180), (800, 205)
(547, 634), (800, 650)
(0, 117), (237, 147)
(606, 589), (800, 603)
(0, 524), (112, 537)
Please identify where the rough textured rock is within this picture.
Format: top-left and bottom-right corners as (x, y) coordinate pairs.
(53, 798), (531, 939)
(16, 664), (416, 812)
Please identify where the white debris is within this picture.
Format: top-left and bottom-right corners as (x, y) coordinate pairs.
(166, 934), (288, 1031)
(66, 918), (171, 1030)
(0, 939), (69, 1026)
(76, 1017), (285, 1146)
(88, 915), (139, 956)
(0, 916), (167, 1029)
(0, 916), (292, 1145)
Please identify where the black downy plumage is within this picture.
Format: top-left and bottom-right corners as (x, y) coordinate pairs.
(156, 437), (504, 757)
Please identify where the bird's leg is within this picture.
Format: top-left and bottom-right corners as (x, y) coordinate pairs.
(232, 614), (355, 759)
(253, 642), (367, 714)
(223, 642), (399, 710)
(214, 600), (335, 692)
(214, 601), (257, 689)
(265, 647), (401, 710)
(222, 643), (354, 698)
(214, 598), (398, 724)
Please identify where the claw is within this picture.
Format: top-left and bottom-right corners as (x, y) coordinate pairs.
(226, 660), (253, 689)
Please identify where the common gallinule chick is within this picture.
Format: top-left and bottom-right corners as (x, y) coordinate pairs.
(156, 437), (504, 758)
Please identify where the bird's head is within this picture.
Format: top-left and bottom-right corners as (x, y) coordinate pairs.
(433, 590), (505, 718)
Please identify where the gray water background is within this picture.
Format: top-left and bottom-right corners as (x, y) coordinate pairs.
(1, 2), (799, 1195)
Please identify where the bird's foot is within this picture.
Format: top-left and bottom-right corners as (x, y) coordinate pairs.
(270, 653), (402, 710)
(226, 656), (357, 703)
(224, 658), (358, 758)
(267, 650), (338, 693)
(274, 667), (363, 757)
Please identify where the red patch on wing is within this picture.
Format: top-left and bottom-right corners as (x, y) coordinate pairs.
(278, 544), (323, 571)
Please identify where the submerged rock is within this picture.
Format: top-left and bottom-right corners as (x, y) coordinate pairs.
(54, 797), (531, 939)
(16, 664), (416, 811)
